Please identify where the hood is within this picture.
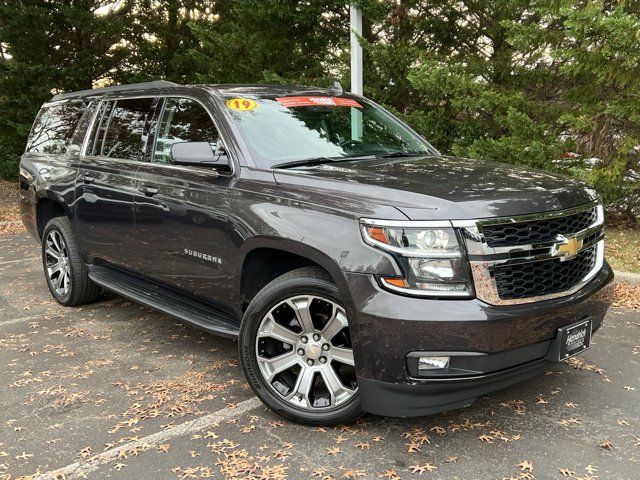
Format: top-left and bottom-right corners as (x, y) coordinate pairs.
(273, 155), (599, 220)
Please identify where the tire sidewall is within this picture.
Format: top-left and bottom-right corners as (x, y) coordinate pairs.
(41, 218), (76, 305)
(239, 273), (361, 425)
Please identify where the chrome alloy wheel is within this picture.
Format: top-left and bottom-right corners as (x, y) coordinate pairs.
(44, 230), (71, 296)
(255, 295), (357, 411)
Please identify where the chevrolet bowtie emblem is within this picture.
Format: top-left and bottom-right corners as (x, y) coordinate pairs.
(552, 235), (582, 260)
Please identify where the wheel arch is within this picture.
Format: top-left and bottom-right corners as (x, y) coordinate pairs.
(237, 238), (351, 315)
(36, 195), (70, 239)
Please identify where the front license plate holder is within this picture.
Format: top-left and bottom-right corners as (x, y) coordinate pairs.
(546, 318), (593, 362)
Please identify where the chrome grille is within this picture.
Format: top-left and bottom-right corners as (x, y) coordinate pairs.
(455, 202), (605, 305)
(493, 245), (597, 300)
(481, 207), (597, 248)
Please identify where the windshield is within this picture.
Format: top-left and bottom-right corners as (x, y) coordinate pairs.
(223, 94), (433, 168)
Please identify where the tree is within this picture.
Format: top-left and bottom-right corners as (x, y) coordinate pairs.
(0, 0), (133, 178)
(0, 0), (637, 218)
(359, 0), (640, 216)
(186, 0), (349, 86)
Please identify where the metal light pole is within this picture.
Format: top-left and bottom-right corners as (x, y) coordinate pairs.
(350, 4), (363, 140)
(349, 4), (363, 95)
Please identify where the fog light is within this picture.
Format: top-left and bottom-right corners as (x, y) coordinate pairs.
(418, 356), (450, 371)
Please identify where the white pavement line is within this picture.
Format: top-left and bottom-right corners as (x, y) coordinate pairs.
(34, 396), (263, 480)
(0, 256), (39, 266)
(0, 314), (46, 327)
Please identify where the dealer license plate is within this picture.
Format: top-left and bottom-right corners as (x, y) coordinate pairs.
(558, 318), (592, 361)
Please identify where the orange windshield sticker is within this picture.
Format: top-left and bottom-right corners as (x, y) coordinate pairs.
(226, 98), (258, 111)
(276, 96), (362, 108)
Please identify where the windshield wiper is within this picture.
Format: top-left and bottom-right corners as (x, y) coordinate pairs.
(377, 151), (426, 158)
(273, 155), (374, 169)
(272, 157), (341, 169)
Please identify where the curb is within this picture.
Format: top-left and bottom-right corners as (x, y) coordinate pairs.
(614, 270), (640, 285)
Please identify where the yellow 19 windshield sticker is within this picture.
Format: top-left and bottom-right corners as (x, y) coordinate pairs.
(226, 98), (258, 111)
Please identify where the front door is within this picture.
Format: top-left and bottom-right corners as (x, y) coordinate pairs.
(75, 97), (159, 269)
(134, 96), (233, 304)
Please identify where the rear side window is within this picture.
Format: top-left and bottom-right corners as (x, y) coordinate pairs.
(92, 98), (157, 161)
(26, 101), (84, 154)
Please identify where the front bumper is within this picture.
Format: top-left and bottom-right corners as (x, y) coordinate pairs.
(344, 263), (614, 417)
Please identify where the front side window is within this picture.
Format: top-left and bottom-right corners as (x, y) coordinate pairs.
(26, 101), (85, 154)
(224, 95), (432, 168)
(153, 97), (219, 164)
(97, 98), (156, 161)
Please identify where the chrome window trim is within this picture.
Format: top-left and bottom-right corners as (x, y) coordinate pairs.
(79, 94), (236, 176)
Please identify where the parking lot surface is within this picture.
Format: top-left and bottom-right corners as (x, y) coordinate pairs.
(1, 232), (638, 480)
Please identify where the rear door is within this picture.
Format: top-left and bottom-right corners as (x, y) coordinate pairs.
(134, 94), (233, 304)
(75, 97), (160, 269)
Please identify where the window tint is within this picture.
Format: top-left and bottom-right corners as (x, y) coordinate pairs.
(89, 101), (114, 156)
(26, 101), (84, 154)
(100, 98), (156, 161)
(69, 101), (98, 153)
(153, 98), (219, 164)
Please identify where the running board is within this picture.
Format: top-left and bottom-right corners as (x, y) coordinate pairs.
(88, 266), (240, 338)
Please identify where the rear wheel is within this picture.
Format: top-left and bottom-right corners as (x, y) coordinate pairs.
(41, 217), (101, 306)
(239, 267), (361, 425)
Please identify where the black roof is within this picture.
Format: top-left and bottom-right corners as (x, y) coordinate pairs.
(50, 80), (345, 102)
(50, 80), (180, 101)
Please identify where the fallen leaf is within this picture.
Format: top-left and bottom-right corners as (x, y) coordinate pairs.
(76, 446), (92, 459)
(379, 470), (400, 480)
(518, 460), (534, 472)
(409, 463), (436, 474)
(343, 470), (367, 479)
(327, 446), (340, 456)
(558, 467), (575, 477)
(600, 440), (613, 450)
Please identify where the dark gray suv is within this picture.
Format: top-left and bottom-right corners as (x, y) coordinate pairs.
(19, 80), (614, 425)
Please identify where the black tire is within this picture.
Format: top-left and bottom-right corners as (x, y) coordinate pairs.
(239, 267), (362, 426)
(41, 217), (101, 306)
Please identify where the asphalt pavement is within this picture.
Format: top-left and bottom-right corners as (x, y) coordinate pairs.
(0, 233), (638, 480)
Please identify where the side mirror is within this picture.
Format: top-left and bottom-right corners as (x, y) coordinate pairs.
(169, 141), (230, 168)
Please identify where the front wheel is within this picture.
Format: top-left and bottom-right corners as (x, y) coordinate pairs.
(239, 267), (361, 425)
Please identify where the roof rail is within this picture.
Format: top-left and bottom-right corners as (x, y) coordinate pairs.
(50, 80), (180, 101)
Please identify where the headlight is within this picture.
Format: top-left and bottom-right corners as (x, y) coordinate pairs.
(360, 220), (473, 297)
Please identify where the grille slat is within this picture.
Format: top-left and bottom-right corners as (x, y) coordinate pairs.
(481, 207), (597, 248)
(493, 246), (597, 300)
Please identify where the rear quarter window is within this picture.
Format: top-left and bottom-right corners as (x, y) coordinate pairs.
(26, 101), (85, 154)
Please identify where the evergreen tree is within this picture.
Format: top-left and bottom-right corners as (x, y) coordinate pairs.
(0, 0), (133, 178)
(0, 0), (637, 216)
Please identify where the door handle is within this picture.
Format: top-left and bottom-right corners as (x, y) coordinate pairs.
(80, 175), (95, 184)
(138, 185), (159, 197)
